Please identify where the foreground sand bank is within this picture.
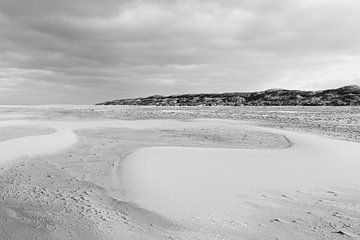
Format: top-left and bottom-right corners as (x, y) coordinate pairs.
(0, 114), (359, 239)
(119, 123), (360, 238)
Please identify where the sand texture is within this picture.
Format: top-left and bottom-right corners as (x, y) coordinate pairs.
(0, 105), (359, 240)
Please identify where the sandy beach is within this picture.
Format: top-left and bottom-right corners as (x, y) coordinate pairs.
(2, 0), (360, 238)
(0, 106), (359, 240)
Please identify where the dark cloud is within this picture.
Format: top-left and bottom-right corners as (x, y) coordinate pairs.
(0, 0), (359, 104)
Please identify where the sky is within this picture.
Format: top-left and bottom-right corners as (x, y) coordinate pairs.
(0, 0), (360, 104)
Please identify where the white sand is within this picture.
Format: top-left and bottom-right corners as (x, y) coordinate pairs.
(0, 129), (77, 165)
(119, 120), (360, 236)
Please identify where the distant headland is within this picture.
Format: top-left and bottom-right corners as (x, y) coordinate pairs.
(97, 85), (360, 106)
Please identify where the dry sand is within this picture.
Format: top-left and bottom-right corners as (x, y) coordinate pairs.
(0, 106), (359, 240)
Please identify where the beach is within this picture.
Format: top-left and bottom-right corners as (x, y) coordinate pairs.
(0, 105), (359, 239)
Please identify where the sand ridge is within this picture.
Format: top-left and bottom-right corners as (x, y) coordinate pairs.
(0, 119), (290, 166)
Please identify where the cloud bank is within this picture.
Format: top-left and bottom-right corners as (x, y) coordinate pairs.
(0, 0), (359, 104)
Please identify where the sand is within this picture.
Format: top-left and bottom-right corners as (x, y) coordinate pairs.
(0, 106), (359, 240)
(119, 123), (360, 239)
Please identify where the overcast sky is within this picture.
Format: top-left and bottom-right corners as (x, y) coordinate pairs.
(1, 0), (360, 104)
